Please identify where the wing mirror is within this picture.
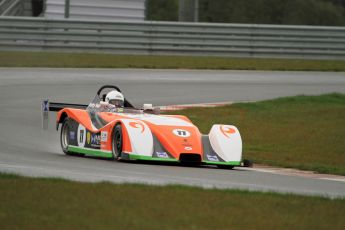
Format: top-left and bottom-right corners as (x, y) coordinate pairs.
(143, 104), (160, 114)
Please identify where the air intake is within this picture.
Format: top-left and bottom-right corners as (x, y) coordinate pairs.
(179, 153), (201, 164)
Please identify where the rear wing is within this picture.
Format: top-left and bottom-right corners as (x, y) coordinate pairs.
(45, 100), (134, 112)
(48, 102), (88, 111)
(41, 99), (88, 130)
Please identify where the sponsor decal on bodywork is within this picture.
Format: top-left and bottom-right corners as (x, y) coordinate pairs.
(91, 133), (101, 145)
(88, 133), (101, 148)
(156, 151), (169, 158)
(87, 132), (91, 145)
(101, 131), (108, 142)
(206, 154), (219, 162)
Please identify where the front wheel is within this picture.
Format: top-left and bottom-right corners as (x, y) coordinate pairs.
(111, 123), (123, 160)
(60, 118), (72, 155)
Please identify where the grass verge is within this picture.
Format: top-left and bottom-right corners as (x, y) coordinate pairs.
(1, 51), (345, 71)
(0, 173), (344, 230)
(166, 93), (345, 175)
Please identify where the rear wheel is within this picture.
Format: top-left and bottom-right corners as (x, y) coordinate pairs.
(60, 118), (71, 155)
(112, 123), (123, 160)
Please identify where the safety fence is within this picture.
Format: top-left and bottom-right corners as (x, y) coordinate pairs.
(0, 0), (22, 16)
(0, 16), (344, 59)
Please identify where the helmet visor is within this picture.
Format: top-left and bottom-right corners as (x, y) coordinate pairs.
(109, 99), (124, 107)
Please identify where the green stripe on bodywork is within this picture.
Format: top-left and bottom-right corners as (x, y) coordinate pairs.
(67, 146), (239, 165)
(128, 154), (178, 162)
(68, 146), (113, 158)
(203, 161), (241, 166)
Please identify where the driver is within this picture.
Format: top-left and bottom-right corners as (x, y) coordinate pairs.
(105, 90), (125, 108)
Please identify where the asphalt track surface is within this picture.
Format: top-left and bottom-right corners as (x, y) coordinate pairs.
(1, 68), (345, 198)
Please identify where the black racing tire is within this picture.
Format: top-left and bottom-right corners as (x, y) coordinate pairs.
(60, 118), (72, 155)
(243, 159), (253, 167)
(111, 123), (123, 160)
(217, 165), (234, 170)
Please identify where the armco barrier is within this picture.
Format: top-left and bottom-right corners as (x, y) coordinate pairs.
(0, 16), (344, 59)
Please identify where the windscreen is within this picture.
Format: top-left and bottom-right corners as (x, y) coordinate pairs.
(86, 94), (142, 114)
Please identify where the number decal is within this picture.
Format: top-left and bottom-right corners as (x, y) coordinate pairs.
(77, 125), (86, 147)
(172, 129), (191, 138)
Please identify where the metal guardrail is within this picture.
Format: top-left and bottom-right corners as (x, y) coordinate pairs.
(0, 16), (344, 59)
(45, 0), (145, 21)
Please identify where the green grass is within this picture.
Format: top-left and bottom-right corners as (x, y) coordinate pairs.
(166, 93), (345, 175)
(1, 51), (345, 71)
(0, 173), (344, 230)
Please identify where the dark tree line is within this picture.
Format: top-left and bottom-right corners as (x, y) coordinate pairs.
(147, 0), (345, 26)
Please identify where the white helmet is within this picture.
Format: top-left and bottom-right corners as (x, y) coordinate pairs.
(105, 90), (124, 107)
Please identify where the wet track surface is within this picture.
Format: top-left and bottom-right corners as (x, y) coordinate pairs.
(1, 68), (345, 197)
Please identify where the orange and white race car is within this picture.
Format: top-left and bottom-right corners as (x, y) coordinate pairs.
(46, 85), (242, 169)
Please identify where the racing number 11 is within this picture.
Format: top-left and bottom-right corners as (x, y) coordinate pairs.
(177, 130), (187, 136)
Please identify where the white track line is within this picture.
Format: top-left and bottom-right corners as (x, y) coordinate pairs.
(242, 166), (345, 182)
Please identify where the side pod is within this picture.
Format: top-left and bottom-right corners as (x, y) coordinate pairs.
(203, 125), (242, 164)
